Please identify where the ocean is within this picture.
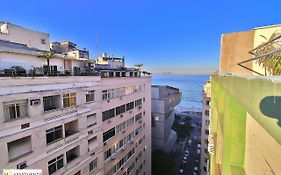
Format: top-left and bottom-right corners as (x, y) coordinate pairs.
(152, 74), (210, 112)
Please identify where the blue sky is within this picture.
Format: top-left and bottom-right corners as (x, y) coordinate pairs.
(1, 0), (281, 74)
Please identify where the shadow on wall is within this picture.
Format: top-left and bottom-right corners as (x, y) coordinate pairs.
(260, 96), (281, 127)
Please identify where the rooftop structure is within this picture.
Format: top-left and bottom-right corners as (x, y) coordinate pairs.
(151, 85), (181, 153)
(0, 22), (150, 78)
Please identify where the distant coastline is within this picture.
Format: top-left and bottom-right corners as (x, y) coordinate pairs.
(152, 74), (209, 112)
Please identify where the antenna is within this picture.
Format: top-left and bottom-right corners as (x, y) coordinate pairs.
(96, 34), (99, 59)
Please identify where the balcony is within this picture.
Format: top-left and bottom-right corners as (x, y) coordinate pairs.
(66, 146), (79, 163)
(8, 136), (32, 162)
(43, 95), (61, 112)
(64, 120), (79, 137)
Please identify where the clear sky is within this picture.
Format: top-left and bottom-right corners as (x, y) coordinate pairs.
(1, 0), (281, 74)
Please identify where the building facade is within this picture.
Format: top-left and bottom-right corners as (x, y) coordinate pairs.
(0, 22), (151, 175)
(200, 80), (211, 175)
(151, 85), (181, 153)
(209, 25), (281, 175)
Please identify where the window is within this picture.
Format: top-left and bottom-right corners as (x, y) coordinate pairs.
(102, 108), (115, 121)
(8, 136), (32, 161)
(41, 38), (46, 44)
(135, 113), (142, 122)
(48, 154), (64, 175)
(4, 100), (28, 121)
(46, 126), (63, 144)
(135, 99), (142, 107)
(206, 120), (210, 125)
(205, 110), (209, 116)
(89, 158), (98, 172)
(135, 126), (142, 136)
(116, 122), (126, 133)
(104, 145), (116, 160)
(116, 105), (126, 116)
(103, 127), (115, 142)
(206, 100), (210, 106)
(102, 90), (109, 100)
(117, 138), (125, 150)
(87, 113), (97, 127)
(63, 93), (76, 108)
(205, 139), (208, 144)
(86, 90), (95, 102)
(43, 95), (60, 111)
(126, 117), (134, 127)
(126, 102), (134, 111)
(88, 136), (98, 152)
(205, 129), (209, 135)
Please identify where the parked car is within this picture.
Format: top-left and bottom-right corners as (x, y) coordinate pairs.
(196, 148), (200, 154)
(183, 156), (187, 161)
(197, 144), (201, 149)
(178, 169), (184, 174)
(185, 150), (189, 156)
(194, 166), (199, 172)
(188, 139), (192, 146)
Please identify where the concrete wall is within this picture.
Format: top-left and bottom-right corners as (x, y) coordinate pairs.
(0, 23), (50, 51)
(245, 113), (281, 175)
(220, 30), (254, 75)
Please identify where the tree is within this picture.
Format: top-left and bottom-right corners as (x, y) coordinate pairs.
(43, 51), (54, 75)
(134, 63), (143, 70)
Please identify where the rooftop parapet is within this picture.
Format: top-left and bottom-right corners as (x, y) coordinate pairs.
(152, 85), (182, 113)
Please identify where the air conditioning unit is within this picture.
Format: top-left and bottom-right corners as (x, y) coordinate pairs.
(107, 99), (110, 103)
(17, 161), (27, 169)
(138, 120), (142, 124)
(122, 130), (126, 134)
(88, 130), (93, 135)
(107, 120), (111, 124)
(30, 99), (40, 106)
(111, 156), (115, 160)
(120, 114), (123, 118)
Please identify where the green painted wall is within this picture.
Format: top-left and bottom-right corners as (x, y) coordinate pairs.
(210, 75), (281, 175)
(211, 76), (247, 175)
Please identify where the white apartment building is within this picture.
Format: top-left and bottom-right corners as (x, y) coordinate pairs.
(0, 22), (151, 175)
(151, 85), (181, 153)
(200, 80), (211, 175)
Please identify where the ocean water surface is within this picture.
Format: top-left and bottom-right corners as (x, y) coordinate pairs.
(152, 74), (210, 112)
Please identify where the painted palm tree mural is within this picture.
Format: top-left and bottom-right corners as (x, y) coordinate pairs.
(238, 31), (281, 76)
